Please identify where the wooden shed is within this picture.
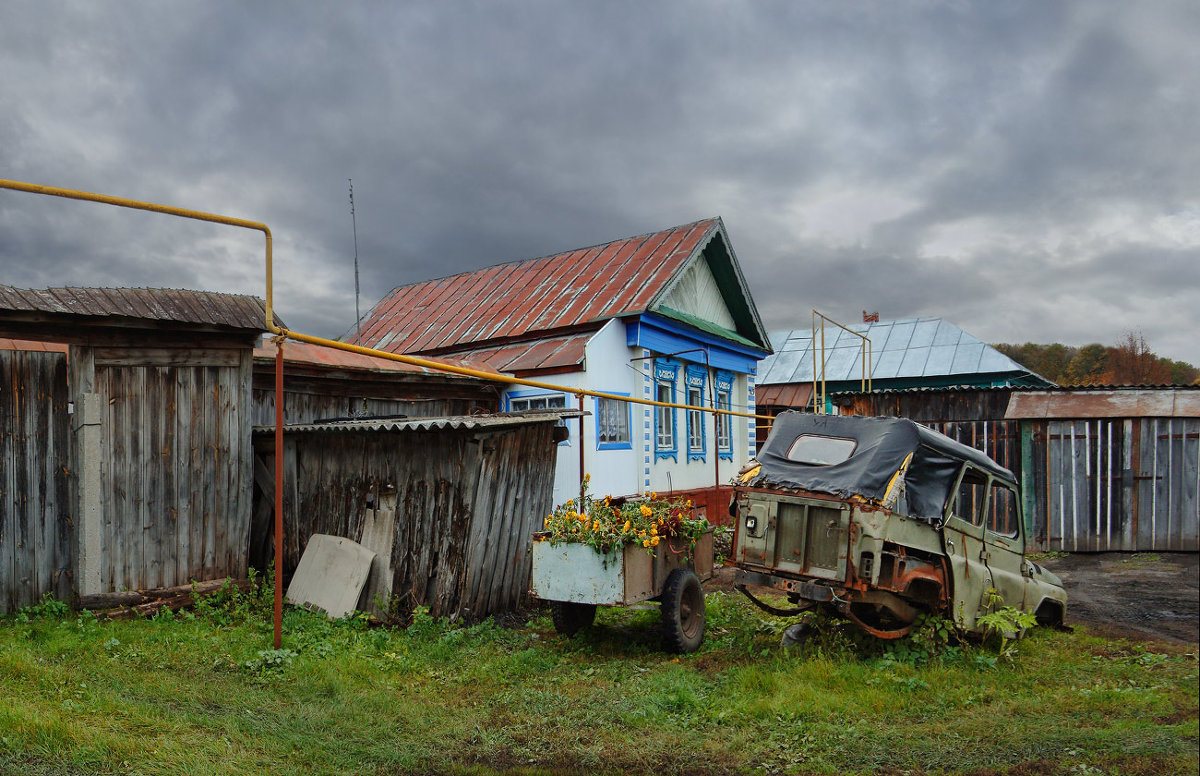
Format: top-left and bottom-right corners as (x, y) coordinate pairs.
(251, 411), (575, 621)
(0, 286), (270, 613)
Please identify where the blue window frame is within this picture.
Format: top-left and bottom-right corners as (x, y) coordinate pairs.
(716, 370), (734, 460)
(594, 392), (631, 450)
(685, 364), (707, 462)
(653, 359), (678, 461)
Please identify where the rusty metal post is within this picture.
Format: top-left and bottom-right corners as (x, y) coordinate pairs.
(274, 338), (285, 649)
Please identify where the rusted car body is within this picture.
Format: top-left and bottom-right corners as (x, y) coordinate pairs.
(731, 413), (1066, 638)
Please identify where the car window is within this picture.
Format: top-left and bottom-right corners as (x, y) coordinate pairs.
(785, 434), (857, 465)
(986, 482), (1020, 538)
(951, 467), (987, 527)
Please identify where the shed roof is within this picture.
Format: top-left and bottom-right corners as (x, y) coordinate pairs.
(1005, 387), (1200, 419)
(758, 317), (1050, 387)
(255, 409), (584, 434)
(352, 218), (770, 371)
(0, 286), (277, 331)
(252, 339), (501, 380)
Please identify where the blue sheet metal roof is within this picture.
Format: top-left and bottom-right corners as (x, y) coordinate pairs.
(757, 317), (1046, 386)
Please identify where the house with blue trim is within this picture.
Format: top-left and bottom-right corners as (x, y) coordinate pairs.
(351, 217), (772, 514)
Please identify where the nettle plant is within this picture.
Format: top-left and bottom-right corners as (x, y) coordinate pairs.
(536, 475), (711, 556)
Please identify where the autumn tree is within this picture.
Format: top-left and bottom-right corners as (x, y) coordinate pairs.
(1106, 331), (1170, 385)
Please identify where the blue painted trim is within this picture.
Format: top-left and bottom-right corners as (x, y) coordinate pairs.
(715, 378), (734, 459)
(684, 365), (706, 462)
(593, 391), (632, 450)
(653, 359), (678, 462)
(626, 313), (768, 374)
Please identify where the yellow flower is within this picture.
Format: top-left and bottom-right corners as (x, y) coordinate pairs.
(639, 505), (653, 518)
(650, 492), (657, 499)
(622, 520), (632, 532)
(686, 499), (692, 507)
(592, 521), (601, 531)
(638, 530), (646, 537)
(642, 539), (651, 548)
(584, 473), (591, 483)
(567, 499), (574, 507)
(578, 512), (588, 523)
(650, 527), (658, 536)
(651, 536), (660, 547)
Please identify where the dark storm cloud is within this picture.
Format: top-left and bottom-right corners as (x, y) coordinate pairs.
(1, 0), (1197, 363)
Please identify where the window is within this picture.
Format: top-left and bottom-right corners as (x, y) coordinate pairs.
(786, 434), (857, 465)
(715, 371), (733, 459)
(509, 394), (566, 412)
(685, 365), (706, 461)
(653, 360), (678, 461)
(952, 468), (987, 527)
(986, 483), (1020, 538)
(509, 392), (569, 444)
(595, 395), (630, 448)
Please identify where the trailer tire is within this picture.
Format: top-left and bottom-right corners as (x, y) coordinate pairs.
(549, 601), (596, 636)
(661, 568), (705, 653)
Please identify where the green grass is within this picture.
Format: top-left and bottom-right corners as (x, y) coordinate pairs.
(0, 584), (1195, 776)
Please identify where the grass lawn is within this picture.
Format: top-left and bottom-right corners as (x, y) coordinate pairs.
(0, 581), (1195, 776)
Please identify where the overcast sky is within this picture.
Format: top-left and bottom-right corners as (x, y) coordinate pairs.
(2, 1), (1197, 365)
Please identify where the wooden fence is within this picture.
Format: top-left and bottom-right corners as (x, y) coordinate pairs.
(0, 349), (72, 612)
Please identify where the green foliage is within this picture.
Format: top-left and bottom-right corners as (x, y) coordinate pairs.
(12, 594), (70, 622)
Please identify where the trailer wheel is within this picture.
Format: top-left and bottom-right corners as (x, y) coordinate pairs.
(661, 568), (705, 653)
(549, 601), (596, 636)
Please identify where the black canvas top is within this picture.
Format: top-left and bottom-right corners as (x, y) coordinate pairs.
(749, 413), (1015, 520)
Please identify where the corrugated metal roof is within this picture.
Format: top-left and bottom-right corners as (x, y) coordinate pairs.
(1006, 388), (1200, 419)
(756, 382), (814, 409)
(255, 409), (585, 434)
(252, 339), (501, 380)
(757, 317), (1045, 385)
(354, 219), (722, 357)
(430, 332), (594, 375)
(0, 285), (278, 331)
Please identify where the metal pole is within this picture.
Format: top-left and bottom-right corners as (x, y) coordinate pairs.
(274, 339), (285, 649)
(578, 393), (586, 508)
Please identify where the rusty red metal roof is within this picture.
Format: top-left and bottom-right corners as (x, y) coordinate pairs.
(0, 338), (69, 353)
(1005, 388), (1200, 419)
(0, 285), (278, 331)
(755, 382), (814, 410)
(253, 339), (503, 380)
(433, 332), (594, 375)
(355, 219), (722, 357)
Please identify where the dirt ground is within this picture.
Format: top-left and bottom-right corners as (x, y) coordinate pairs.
(1037, 552), (1199, 644)
(707, 552), (1200, 645)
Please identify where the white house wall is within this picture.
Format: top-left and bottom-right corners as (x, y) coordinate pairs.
(501, 318), (756, 509)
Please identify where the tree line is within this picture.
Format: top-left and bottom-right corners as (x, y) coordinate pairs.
(993, 332), (1199, 386)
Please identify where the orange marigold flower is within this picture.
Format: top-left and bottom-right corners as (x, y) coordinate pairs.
(639, 505), (653, 517)
(651, 536), (660, 547)
(622, 520), (632, 532)
(650, 527), (658, 536)
(650, 492), (657, 499)
(642, 539), (651, 548)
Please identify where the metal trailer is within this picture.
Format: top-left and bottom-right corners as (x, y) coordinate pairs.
(530, 531), (714, 653)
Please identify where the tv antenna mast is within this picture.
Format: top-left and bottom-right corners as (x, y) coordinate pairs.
(349, 179), (361, 345)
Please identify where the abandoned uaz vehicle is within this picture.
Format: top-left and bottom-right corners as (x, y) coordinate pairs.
(731, 413), (1066, 638)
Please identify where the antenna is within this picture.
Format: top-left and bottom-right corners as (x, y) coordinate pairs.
(349, 179), (361, 345)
